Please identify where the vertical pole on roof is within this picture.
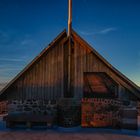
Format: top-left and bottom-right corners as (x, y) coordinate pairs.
(68, 0), (72, 37)
(68, 0), (72, 97)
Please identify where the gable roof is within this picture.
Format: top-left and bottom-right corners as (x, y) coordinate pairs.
(0, 28), (140, 99)
(72, 29), (140, 98)
(0, 29), (67, 96)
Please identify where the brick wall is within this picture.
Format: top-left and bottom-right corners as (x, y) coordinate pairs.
(81, 98), (122, 128)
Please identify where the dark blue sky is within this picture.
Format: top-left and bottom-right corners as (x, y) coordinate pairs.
(0, 0), (140, 86)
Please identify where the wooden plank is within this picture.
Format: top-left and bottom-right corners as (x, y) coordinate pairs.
(41, 56), (44, 100)
(36, 61), (39, 99)
(40, 57), (43, 99)
(43, 55), (46, 99)
(45, 52), (48, 99)
(34, 63), (38, 99)
(22, 76), (26, 100)
(17, 78), (22, 100)
(89, 52), (93, 72)
(27, 71), (31, 99)
(32, 65), (35, 99)
(28, 70), (31, 99)
(50, 49), (53, 100)
(83, 44), (87, 72)
(61, 42), (64, 98)
(86, 49), (89, 72)
(51, 45), (55, 100)
(80, 44), (84, 99)
(25, 72), (29, 99)
(53, 43), (57, 100)
(47, 50), (51, 99)
(74, 40), (78, 97)
(70, 41), (74, 96)
(57, 43), (61, 99)
(63, 41), (68, 97)
(29, 68), (33, 99)
(77, 42), (81, 98)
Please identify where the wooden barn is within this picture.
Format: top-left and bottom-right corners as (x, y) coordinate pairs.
(0, 0), (140, 129)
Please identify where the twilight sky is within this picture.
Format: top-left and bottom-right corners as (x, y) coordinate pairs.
(0, 0), (140, 86)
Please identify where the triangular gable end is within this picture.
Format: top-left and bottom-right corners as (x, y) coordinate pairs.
(72, 29), (140, 99)
(0, 29), (140, 100)
(0, 29), (67, 97)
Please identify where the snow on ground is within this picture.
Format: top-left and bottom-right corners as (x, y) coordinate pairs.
(0, 116), (140, 140)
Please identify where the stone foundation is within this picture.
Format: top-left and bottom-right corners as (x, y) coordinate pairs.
(8, 100), (57, 116)
(5, 99), (138, 129)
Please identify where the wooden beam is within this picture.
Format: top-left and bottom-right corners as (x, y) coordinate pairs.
(67, 0), (72, 97)
(68, 0), (72, 37)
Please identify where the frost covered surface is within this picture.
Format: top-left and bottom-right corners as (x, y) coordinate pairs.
(0, 116), (140, 140)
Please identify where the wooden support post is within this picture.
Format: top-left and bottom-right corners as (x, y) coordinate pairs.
(67, 0), (72, 97)
(68, 38), (71, 97)
(68, 0), (72, 37)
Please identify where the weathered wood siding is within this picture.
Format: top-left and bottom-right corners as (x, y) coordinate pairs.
(3, 36), (66, 100)
(72, 33), (138, 100)
(1, 31), (139, 101)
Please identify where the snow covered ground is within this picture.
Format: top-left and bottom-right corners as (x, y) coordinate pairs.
(0, 115), (140, 140)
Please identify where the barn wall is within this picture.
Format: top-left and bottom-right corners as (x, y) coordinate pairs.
(4, 37), (66, 100)
(72, 34), (138, 100)
(2, 32), (139, 101)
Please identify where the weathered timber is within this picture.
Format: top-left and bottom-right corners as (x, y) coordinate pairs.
(0, 29), (140, 101)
